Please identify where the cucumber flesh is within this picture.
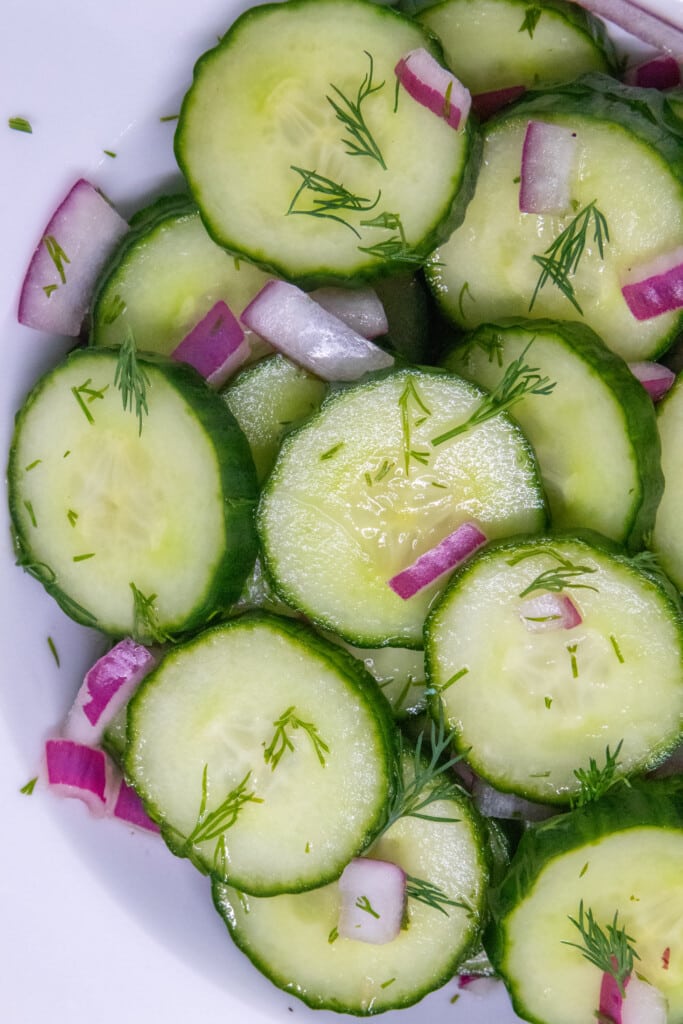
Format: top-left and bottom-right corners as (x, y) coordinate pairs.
(651, 373), (683, 591)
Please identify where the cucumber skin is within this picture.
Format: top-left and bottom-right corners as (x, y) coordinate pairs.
(8, 348), (259, 637)
(484, 780), (683, 1022)
(174, 0), (483, 289)
(126, 612), (402, 891)
(444, 317), (664, 553)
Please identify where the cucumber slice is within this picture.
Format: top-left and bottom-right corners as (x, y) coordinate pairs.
(651, 372), (683, 591)
(443, 318), (663, 550)
(324, 633), (428, 717)
(418, 0), (616, 95)
(90, 195), (271, 358)
(175, 0), (480, 285)
(427, 75), (683, 361)
(425, 533), (683, 803)
(125, 613), (398, 895)
(257, 367), (547, 648)
(212, 742), (491, 1013)
(221, 354), (327, 483)
(486, 781), (683, 1024)
(8, 347), (257, 638)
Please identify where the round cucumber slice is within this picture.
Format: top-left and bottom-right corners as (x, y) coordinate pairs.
(212, 742), (491, 1013)
(8, 347), (258, 638)
(257, 367), (547, 648)
(443, 318), (663, 550)
(90, 195), (271, 358)
(425, 533), (683, 803)
(651, 372), (683, 591)
(125, 613), (398, 895)
(486, 781), (683, 1024)
(175, 0), (480, 285)
(427, 75), (683, 361)
(418, 0), (616, 95)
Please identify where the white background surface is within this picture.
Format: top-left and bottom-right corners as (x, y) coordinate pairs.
(0, 1), (676, 1021)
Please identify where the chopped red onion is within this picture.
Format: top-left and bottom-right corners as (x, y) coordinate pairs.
(388, 522), (486, 600)
(572, 0), (683, 56)
(44, 738), (111, 815)
(241, 280), (394, 382)
(628, 360), (676, 401)
(519, 121), (578, 215)
(18, 179), (128, 336)
(171, 300), (250, 387)
(457, 976), (501, 996)
(624, 54), (681, 88)
(518, 592), (582, 631)
(471, 85), (526, 120)
(63, 638), (156, 746)
(621, 978), (668, 1024)
(621, 247), (683, 320)
(309, 286), (388, 339)
(471, 775), (556, 822)
(338, 858), (406, 944)
(110, 777), (160, 834)
(395, 48), (471, 130)
(600, 969), (628, 1024)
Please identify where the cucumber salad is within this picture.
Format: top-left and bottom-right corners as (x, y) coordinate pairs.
(7, 0), (683, 1022)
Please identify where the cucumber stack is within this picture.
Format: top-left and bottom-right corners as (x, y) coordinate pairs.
(9, 0), (683, 1019)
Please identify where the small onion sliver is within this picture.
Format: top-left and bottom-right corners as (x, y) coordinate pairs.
(388, 521), (487, 600)
(471, 85), (526, 120)
(471, 775), (557, 822)
(171, 299), (249, 388)
(395, 48), (471, 130)
(573, 0), (683, 57)
(519, 121), (578, 215)
(111, 778), (160, 833)
(309, 286), (388, 339)
(621, 247), (683, 320)
(600, 969), (629, 1024)
(241, 280), (394, 382)
(338, 858), (407, 945)
(621, 978), (669, 1024)
(63, 637), (156, 746)
(44, 738), (110, 815)
(518, 592), (582, 631)
(628, 360), (676, 401)
(18, 179), (128, 336)
(624, 54), (681, 88)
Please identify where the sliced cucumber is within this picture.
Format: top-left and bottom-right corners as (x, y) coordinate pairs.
(418, 0), (616, 95)
(175, 0), (480, 285)
(212, 742), (491, 1013)
(258, 367), (547, 648)
(8, 348), (257, 638)
(90, 194), (271, 358)
(428, 75), (683, 360)
(125, 613), (398, 895)
(443, 319), (663, 550)
(486, 781), (683, 1024)
(221, 354), (327, 483)
(324, 633), (428, 717)
(651, 373), (683, 591)
(425, 533), (683, 803)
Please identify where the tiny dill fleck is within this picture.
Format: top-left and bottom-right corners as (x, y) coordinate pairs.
(67, 509), (79, 527)
(519, 5), (542, 37)
(159, 113), (179, 122)
(320, 442), (344, 461)
(567, 642), (579, 679)
(450, 992), (460, 1004)
(25, 459), (41, 471)
(47, 636), (60, 667)
(73, 552), (95, 562)
(9, 116), (32, 133)
(103, 149), (117, 158)
(43, 234), (70, 285)
(328, 926), (339, 944)
(457, 281), (474, 320)
(438, 667), (469, 693)
(380, 978), (396, 989)
(103, 294), (126, 324)
(544, 696), (552, 709)
(23, 500), (37, 528)
(580, 862), (589, 877)
(43, 284), (58, 298)
(610, 634), (625, 663)
(20, 777), (38, 794)
(356, 894), (381, 919)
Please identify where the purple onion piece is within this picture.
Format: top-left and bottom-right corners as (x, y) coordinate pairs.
(111, 779), (160, 834)
(518, 592), (582, 631)
(171, 299), (249, 387)
(309, 286), (388, 339)
(338, 858), (407, 944)
(621, 247), (683, 320)
(519, 121), (578, 215)
(18, 179), (128, 336)
(395, 48), (471, 130)
(624, 54), (681, 88)
(471, 85), (526, 120)
(573, 0), (683, 56)
(628, 360), (676, 400)
(388, 522), (487, 600)
(44, 738), (110, 815)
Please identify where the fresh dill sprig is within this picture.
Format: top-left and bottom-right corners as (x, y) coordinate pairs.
(9, 116), (32, 133)
(263, 706), (330, 770)
(130, 582), (169, 644)
(183, 766), (263, 851)
(398, 375), (432, 475)
(564, 901), (639, 996)
(508, 547), (599, 598)
(431, 342), (556, 446)
(570, 741), (625, 808)
(405, 874), (471, 916)
(519, 5), (542, 37)
(327, 51), (386, 168)
(358, 210), (426, 265)
(529, 200), (609, 315)
(71, 379), (109, 424)
(382, 708), (463, 835)
(287, 166), (381, 236)
(115, 330), (150, 434)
